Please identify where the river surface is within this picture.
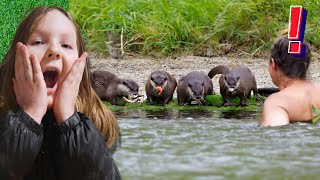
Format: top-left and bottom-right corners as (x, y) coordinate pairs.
(113, 109), (320, 180)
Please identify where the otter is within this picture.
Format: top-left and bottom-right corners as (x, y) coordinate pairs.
(91, 70), (140, 105)
(177, 71), (213, 106)
(145, 70), (177, 105)
(208, 65), (259, 107)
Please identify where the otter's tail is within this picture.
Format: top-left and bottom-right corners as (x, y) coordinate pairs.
(208, 65), (230, 78)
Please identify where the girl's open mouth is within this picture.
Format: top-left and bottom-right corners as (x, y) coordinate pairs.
(43, 70), (58, 88)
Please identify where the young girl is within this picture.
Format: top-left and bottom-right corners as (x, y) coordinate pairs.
(0, 6), (121, 179)
(260, 35), (320, 127)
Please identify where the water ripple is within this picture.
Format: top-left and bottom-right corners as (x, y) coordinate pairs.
(114, 110), (320, 180)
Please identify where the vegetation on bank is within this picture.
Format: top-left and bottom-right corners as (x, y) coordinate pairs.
(2, 1), (318, 61)
(104, 95), (264, 111)
(70, 0), (320, 58)
(0, 0), (69, 62)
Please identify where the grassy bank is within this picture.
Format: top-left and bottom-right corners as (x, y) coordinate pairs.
(70, 0), (320, 58)
(104, 95), (263, 112)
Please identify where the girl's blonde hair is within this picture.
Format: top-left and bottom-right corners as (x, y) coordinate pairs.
(0, 6), (119, 147)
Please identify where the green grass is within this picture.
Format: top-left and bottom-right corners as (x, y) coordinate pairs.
(70, 0), (320, 58)
(3, 1), (318, 61)
(0, 0), (69, 62)
(104, 94), (264, 112)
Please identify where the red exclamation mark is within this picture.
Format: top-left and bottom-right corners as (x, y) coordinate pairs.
(288, 6), (307, 56)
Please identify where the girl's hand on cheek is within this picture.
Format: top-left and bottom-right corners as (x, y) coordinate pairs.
(13, 42), (48, 124)
(53, 52), (88, 124)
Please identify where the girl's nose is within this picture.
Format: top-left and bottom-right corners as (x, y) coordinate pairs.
(48, 53), (60, 58)
(46, 43), (61, 59)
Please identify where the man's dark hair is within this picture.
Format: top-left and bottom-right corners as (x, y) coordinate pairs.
(270, 35), (311, 79)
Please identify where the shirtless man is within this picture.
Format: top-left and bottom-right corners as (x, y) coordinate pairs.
(260, 36), (320, 127)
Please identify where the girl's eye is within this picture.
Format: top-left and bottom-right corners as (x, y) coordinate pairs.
(62, 44), (72, 49)
(31, 41), (44, 45)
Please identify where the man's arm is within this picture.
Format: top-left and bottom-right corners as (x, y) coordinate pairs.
(260, 96), (290, 127)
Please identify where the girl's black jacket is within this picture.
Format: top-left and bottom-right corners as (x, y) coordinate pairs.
(0, 110), (121, 180)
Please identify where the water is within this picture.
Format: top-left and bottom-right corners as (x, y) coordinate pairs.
(113, 109), (320, 180)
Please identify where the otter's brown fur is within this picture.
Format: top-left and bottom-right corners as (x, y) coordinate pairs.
(91, 70), (139, 105)
(145, 70), (177, 105)
(208, 65), (258, 106)
(177, 71), (213, 106)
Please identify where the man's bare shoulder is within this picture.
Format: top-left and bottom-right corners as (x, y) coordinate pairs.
(311, 82), (320, 91)
(263, 92), (286, 106)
